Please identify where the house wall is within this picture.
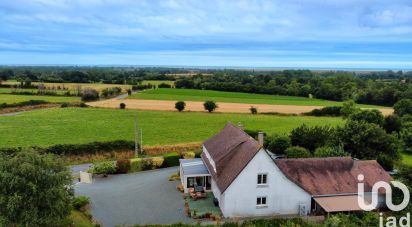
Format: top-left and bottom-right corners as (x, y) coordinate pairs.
(219, 149), (312, 217)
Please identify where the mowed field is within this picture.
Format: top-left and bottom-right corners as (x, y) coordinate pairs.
(0, 94), (80, 104)
(0, 107), (344, 148)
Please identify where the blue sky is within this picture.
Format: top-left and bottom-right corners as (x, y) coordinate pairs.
(1, 0), (412, 69)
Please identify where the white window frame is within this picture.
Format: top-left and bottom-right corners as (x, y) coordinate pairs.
(257, 173), (268, 186)
(256, 196), (267, 208)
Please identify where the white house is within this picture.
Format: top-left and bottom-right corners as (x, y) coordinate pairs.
(179, 123), (392, 218)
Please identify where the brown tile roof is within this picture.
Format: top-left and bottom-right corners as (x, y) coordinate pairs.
(274, 157), (392, 196)
(202, 123), (262, 193)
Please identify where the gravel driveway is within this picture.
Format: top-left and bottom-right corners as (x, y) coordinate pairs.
(75, 167), (192, 227)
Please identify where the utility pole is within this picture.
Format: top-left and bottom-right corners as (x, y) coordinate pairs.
(134, 114), (139, 157)
(140, 128), (143, 154)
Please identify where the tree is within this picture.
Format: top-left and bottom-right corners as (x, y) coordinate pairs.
(203, 101), (218, 113)
(290, 124), (334, 151)
(266, 134), (291, 154)
(285, 146), (311, 158)
(0, 149), (72, 226)
(175, 101), (186, 112)
(400, 122), (412, 154)
(81, 88), (99, 102)
(394, 99), (412, 117)
(348, 109), (384, 126)
(340, 100), (359, 118)
(335, 120), (399, 169)
(314, 146), (349, 157)
(119, 103), (126, 109)
(384, 114), (402, 133)
(249, 106), (258, 114)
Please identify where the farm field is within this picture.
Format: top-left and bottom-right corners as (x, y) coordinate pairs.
(141, 80), (175, 87)
(129, 88), (386, 108)
(0, 94), (80, 104)
(0, 107), (344, 148)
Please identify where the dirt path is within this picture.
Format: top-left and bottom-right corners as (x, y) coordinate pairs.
(88, 99), (393, 115)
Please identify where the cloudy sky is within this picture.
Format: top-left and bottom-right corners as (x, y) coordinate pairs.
(1, 0), (412, 69)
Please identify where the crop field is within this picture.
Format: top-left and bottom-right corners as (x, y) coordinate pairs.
(129, 88), (385, 108)
(0, 107), (344, 148)
(0, 94), (80, 104)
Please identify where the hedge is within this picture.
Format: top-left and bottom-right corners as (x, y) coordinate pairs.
(303, 106), (342, 116)
(0, 100), (49, 109)
(163, 152), (180, 167)
(43, 140), (136, 155)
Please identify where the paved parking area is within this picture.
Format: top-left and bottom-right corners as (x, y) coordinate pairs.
(75, 167), (192, 227)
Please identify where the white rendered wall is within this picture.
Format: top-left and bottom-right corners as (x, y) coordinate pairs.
(219, 149), (312, 217)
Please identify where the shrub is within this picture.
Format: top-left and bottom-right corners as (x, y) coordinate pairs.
(141, 158), (153, 170)
(127, 89), (132, 95)
(203, 100), (217, 112)
(152, 157), (164, 168)
(244, 129), (261, 138)
(72, 196), (90, 211)
(163, 152), (180, 167)
(119, 103), (126, 109)
(130, 158), (142, 172)
(79, 102), (88, 108)
(285, 146), (311, 158)
(349, 109), (384, 126)
(116, 159), (131, 174)
(89, 161), (116, 175)
(158, 83), (172, 88)
(340, 100), (359, 118)
(60, 103), (69, 108)
(304, 106), (342, 116)
(183, 151), (195, 159)
(81, 88), (99, 102)
(314, 146), (349, 157)
(266, 134), (291, 154)
(0, 100), (48, 109)
(249, 106), (258, 114)
(175, 101), (186, 112)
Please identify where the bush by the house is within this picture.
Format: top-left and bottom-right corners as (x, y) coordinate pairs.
(72, 196), (90, 211)
(303, 106), (342, 116)
(183, 151), (195, 159)
(89, 161), (116, 175)
(130, 158), (142, 172)
(175, 101), (186, 112)
(43, 140), (135, 156)
(152, 157), (164, 168)
(119, 103), (126, 109)
(265, 134), (290, 154)
(81, 88), (99, 102)
(313, 146), (349, 158)
(285, 146), (311, 158)
(116, 159), (131, 174)
(249, 106), (258, 114)
(163, 152), (180, 167)
(141, 157), (164, 170)
(244, 129), (261, 139)
(203, 100), (218, 112)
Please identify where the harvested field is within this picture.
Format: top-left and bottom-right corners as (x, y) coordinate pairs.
(88, 99), (393, 115)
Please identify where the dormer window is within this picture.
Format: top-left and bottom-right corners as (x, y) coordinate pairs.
(257, 173), (267, 185)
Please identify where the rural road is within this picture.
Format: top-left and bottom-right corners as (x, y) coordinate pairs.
(88, 99), (394, 115)
(74, 167), (192, 227)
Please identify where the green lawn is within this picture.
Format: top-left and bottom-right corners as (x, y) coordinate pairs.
(0, 107), (343, 148)
(129, 88), (383, 108)
(0, 94), (80, 104)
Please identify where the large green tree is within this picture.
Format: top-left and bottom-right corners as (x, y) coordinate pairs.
(0, 150), (73, 226)
(394, 99), (412, 117)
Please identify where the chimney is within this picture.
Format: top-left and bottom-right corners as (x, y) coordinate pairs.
(258, 132), (264, 146)
(237, 122), (244, 131)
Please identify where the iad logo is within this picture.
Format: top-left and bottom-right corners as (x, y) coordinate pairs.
(357, 174), (410, 227)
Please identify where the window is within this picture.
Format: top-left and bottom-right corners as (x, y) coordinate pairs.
(257, 173), (267, 185)
(256, 196), (267, 206)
